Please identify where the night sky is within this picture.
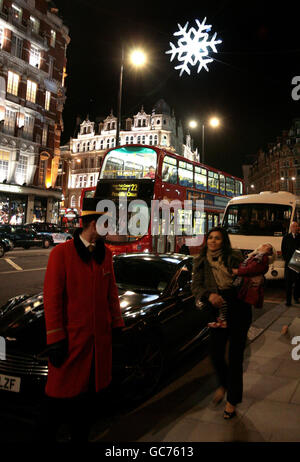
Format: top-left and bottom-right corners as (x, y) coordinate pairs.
(53, 0), (300, 177)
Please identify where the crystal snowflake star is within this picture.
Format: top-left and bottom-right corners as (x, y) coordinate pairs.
(166, 18), (222, 76)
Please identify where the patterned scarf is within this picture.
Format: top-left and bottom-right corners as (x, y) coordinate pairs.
(206, 249), (234, 290)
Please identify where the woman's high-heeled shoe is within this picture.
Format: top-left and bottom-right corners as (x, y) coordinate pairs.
(223, 408), (236, 419)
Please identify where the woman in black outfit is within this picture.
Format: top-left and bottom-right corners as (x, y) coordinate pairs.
(192, 227), (252, 419)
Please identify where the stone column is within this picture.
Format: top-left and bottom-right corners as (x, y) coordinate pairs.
(26, 194), (35, 223)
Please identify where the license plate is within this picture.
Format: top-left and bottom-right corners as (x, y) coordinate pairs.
(0, 373), (21, 393)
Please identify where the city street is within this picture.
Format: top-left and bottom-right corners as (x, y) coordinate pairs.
(0, 247), (288, 442)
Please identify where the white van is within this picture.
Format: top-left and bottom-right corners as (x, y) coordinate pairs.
(222, 191), (300, 279)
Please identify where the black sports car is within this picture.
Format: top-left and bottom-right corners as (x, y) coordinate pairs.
(0, 254), (211, 401)
(0, 225), (46, 249)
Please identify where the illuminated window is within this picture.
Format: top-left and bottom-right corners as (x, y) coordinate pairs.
(208, 171), (219, 193)
(162, 156), (177, 184)
(30, 16), (40, 34)
(45, 91), (51, 111)
(7, 71), (19, 96)
(26, 80), (37, 103)
(194, 167), (207, 191)
(23, 114), (34, 139)
(178, 161), (193, 187)
(4, 109), (16, 135)
(50, 30), (56, 47)
(0, 150), (9, 182)
(12, 4), (22, 23)
(29, 46), (40, 68)
(15, 155), (28, 185)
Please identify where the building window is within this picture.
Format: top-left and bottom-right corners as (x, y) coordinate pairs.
(11, 34), (23, 58)
(71, 195), (76, 208)
(4, 108), (16, 135)
(0, 150), (9, 182)
(7, 71), (19, 96)
(23, 114), (34, 140)
(26, 80), (37, 103)
(0, 28), (4, 48)
(48, 56), (54, 78)
(89, 175), (93, 187)
(12, 4), (22, 23)
(42, 125), (48, 146)
(15, 155), (28, 185)
(29, 45), (40, 68)
(39, 158), (47, 186)
(45, 91), (51, 111)
(30, 16), (40, 34)
(50, 30), (56, 47)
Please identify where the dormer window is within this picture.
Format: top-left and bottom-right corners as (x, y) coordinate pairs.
(12, 4), (22, 23)
(107, 123), (111, 130)
(157, 119), (160, 125)
(142, 119), (146, 127)
(30, 16), (40, 34)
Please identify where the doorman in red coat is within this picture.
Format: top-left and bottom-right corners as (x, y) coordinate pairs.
(39, 202), (124, 442)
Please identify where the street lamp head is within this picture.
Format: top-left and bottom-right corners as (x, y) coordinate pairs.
(189, 120), (198, 129)
(130, 49), (147, 67)
(209, 117), (220, 128)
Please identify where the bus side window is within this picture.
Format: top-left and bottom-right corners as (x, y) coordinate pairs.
(295, 207), (300, 223)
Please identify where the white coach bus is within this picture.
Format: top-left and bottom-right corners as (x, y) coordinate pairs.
(222, 191), (300, 279)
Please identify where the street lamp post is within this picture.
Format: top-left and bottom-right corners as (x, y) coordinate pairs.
(189, 117), (220, 164)
(116, 48), (146, 147)
(116, 47), (124, 147)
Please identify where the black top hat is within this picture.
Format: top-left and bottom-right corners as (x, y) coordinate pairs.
(79, 197), (105, 218)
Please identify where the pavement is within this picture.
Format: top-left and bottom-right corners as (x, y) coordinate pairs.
(91, 301), (300, 443)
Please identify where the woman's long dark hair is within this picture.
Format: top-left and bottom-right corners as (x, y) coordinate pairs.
(203, 226), (233, 268)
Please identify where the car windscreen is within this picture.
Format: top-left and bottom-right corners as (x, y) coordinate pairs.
(113, 258), (176, 293)
(223, 203), (292, 236)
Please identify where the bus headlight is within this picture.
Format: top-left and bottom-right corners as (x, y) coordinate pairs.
(271, 270), (278, 277)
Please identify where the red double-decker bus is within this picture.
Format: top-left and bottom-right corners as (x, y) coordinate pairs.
(80, 145), (244, 255)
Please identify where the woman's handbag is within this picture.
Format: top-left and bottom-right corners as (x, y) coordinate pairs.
(288, 249), (300, 273)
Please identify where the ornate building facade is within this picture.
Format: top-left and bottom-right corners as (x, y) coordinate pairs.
(58, 99), (198, 211)
(0, 0), (69, 224)
(247, 118), (300, 196)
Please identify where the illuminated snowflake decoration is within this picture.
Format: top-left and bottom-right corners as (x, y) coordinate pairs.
(166, 18), (222, 76)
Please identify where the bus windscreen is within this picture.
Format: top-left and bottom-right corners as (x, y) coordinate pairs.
(223, 203), (292, 236)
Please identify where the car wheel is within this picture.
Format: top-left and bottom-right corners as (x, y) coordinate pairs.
(43, 239), (51, 249)
(118, 338), (164, 402)
(0, 244), (5, 258)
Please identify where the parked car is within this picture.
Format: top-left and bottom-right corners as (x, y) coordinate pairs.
(0, 238), (6, 257)
(0, 225), (45, 249)
(25, 223), (73, 247)
(0, 254), (211, 401)
(0, 233), (14, 252)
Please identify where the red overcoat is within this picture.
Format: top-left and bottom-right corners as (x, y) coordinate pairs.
(237, 254), (269, 308)
(43, 233), (124, 398)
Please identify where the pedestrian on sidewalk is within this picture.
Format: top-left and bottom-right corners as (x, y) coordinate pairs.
(192, 227), (251, 420)
(38, 198), (124, 442)
(281, 221), (300, 306)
